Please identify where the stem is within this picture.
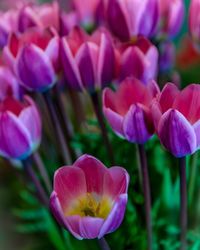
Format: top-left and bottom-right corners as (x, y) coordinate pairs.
(32, 152), (52, 194)
(90, 91), (115, 165)
(137, 144), (152, 250)
(179, 157), (187, 250)
(22, 159), (49, 207)
(43, 91), (72, 165)
(98, 237), (111, 250)
(188, 153), (198, 206)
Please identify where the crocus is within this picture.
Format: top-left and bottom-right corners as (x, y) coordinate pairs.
(3, 28), (59, 92)
(18, 1), (60, 33)
(0, 96), (41, 160)
(189, 0), (200, 48)
(107, 0), (159, 41)
(151, 83), (200, 157)
(50, 154), (129, 239)
(118, 37), (159, 84)
(158, 0), (184, 38)
(61, 27), (115, 92)
(103, 77), (159, 144)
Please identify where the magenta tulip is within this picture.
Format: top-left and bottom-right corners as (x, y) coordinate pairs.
(3, 28), (59, 92)
(158, 0), (184, 38)
(107, 0), (159, 41)
(0, 96), (41, 160)
(50, 154), (129, 239)
(61, 27), (115, 92)
(119, 37), (159, 84)
(151, 83), (200, 157)
(189, 0), (200, 48)
(103, 77), (159, 144)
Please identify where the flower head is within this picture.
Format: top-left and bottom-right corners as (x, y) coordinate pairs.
(50, 154), (129, 239)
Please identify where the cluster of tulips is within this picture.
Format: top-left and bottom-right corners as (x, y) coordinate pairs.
(2, 0), (200, 249)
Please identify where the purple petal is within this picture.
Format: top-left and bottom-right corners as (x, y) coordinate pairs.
(98, 194), (128, 239)
(194, 120), (200, 149)
(79, 217), (104, 239)
(158, 109), (197, 157)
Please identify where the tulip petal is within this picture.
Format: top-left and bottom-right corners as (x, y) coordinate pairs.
(45, 36), (60, 72)
(79, 217), (104, 239)
(194, 120), (200, 148)
(15, 44), (56, 92)
(74, 154), (107, 194)
(0, 111), (31, 159)
(158, 109), (197, 157)
(54, 166), (87, 211)
(150, 99), (162, 132)
(98, 194), (127, 239)
(61, 38), (83, 91)
(123, 104), (153, 144)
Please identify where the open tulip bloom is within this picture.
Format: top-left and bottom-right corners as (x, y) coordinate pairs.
(0, 96), (41, 160)
(50, 155), (129, 239)
(151, 83), (200, 158)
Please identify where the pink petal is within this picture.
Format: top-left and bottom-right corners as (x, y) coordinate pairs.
(173, 84), (200, 124)
(98, 194), (128, 238)
(79, 217), (104, 239)
(159, 82), (179, 112)
(158, 109), (197, 157)
(54, 166), (87, 211)
(0, 111), (31, 159)
(150, 98), (162, 133)
(45, 36), (60, 72)
(123, 104), (153, 144)
(74, 154), (107, 194)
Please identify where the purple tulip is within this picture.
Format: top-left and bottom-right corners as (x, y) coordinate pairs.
(3, 28), (59, 92)
(159, 41), (175, 73)
(61, 27), (115, 92)
(107, 0), (159, 41)
(151, 83), (200, 157)
(189, 0), (200, 48)
(50, 154), (129, 239)
(118, 37), (159, 84)
(0, 96), (41, 160)
(103, 77), (159, 144)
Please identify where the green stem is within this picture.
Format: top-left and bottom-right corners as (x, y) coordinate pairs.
(98, 237), (111, 250)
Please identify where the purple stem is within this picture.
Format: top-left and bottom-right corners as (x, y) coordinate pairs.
(43, 91), (72, 165)
(90, 91), (115, 165)
(179, 157), (187, 250)
(22, 159), (49, 207)
(98, 237), (111, 250)
(32, 152), (52, 194)
(137, 144), (152, 250)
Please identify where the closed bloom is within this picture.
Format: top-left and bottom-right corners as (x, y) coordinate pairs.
(107, 0), (159, 41)
(103, 77), (159, 144)
(151, 83), (200, 157)
(189, 0), (200, 48)
(0, 96), (41, 160)
(50, 154), (129, 239)
(158, 0), (184, 38)
(3, 28), (59, 92)
(61, 27), (115, 92)
(119, 37), (158, 84)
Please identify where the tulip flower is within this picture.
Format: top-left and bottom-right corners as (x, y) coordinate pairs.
(118, 37), (159, 84)
(50, 154), (129, 239)
(18, 1), (60, 33)
(189, 0), (200, 48)
(158, 0), (184, 38)
(159, 41), (175, 73)
(3, 28), (59, 92)
(103, 77), (159, 144)
(107, 0), (159, 41)
(0, 96), (41, 160)
(61, 27), (115, 92)
(151, 83), (200, 157)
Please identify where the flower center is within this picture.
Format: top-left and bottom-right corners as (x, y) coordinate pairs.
(65, 193), (113, 219)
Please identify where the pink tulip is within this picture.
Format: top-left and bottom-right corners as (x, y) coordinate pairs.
(0, 96), (41, 159)
(3, 28), (59, 92)
(119, 37), (159, 84)
(189, 0), (200, 47)
(103, 77), (159, 144)
(50, 154), (129, 239)
(61, 27), (115, 92)
(107, 0), (159, 41)
(151, 83), (200, 157)
(158, 0), (184, 38)
(60, 11), (78, 36)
